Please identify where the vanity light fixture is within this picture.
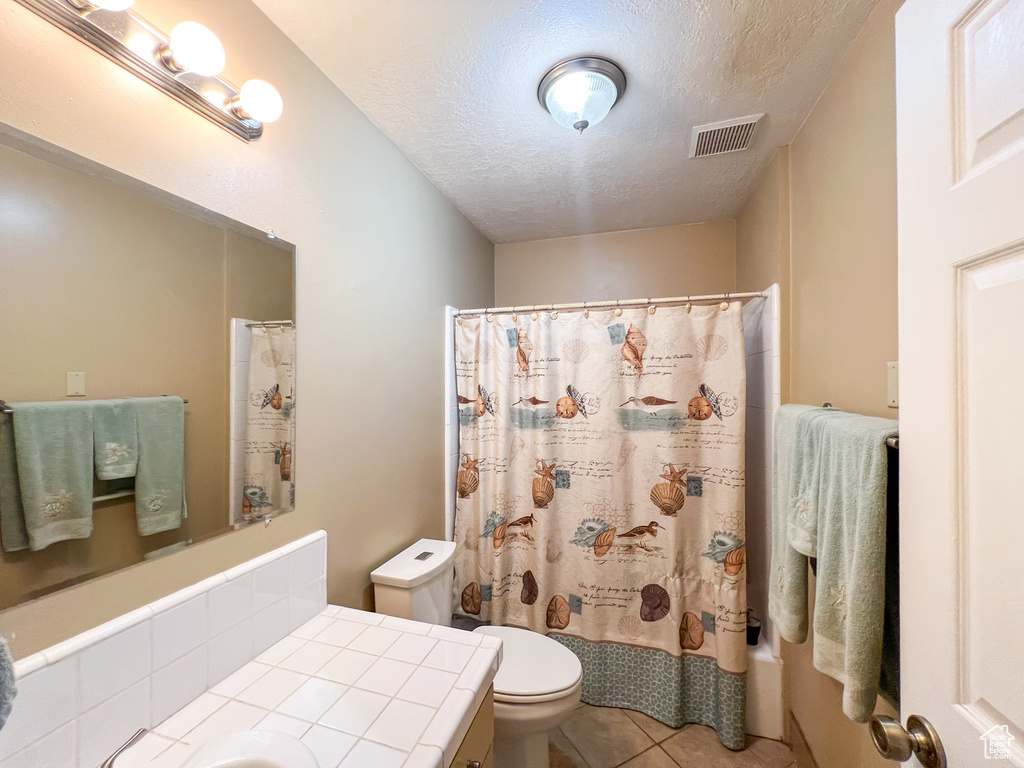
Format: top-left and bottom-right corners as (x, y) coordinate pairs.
(538, 56), (626, 134)
(13, 0), (283, 141)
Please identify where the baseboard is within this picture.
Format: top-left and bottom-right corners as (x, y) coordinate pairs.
(789, 712), (819, 768)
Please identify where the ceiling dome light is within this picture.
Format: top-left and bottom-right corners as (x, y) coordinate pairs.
(163, 21), (226, 76)
(237, 79), (284, 123)
(538, 56), (626, 134)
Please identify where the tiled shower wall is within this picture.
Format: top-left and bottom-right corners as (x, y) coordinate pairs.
(742, 284), (781, 649)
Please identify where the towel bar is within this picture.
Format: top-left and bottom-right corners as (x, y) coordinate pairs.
(0, 397), (187, 415)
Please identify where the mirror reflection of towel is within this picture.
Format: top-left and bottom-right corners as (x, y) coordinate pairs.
(3, 402), (94, 551)
(133, 397), (186, 536)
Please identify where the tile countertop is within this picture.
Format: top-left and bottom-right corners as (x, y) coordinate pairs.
(115, 607), (501, 768)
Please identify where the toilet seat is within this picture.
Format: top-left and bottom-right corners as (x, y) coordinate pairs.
(473, 626), (583, 704)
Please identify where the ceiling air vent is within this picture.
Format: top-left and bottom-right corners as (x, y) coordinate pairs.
(689, 114), (764, 158)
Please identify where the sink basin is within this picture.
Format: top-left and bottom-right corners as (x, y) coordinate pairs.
(179, 731), (319, 768)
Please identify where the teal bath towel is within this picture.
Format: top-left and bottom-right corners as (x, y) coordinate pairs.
(787, 409), (860, 557)
(93, 399), (138, 480)
(768, 404), (823, 643)
(811, 413), (897, 722)
(0, 416), (28, 553)
(133, 397), (186, 536)
(9, 402), (94, 551)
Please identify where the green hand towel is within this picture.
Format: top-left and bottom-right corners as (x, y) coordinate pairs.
(133, 397), (186, 536)
(768, 404), (822, 643)
(788, 409), (860, 557)
(811, 414), (897, 722)
(9, 402), (94, 551)
(0, 416), (28, 552)
(93, 399), (138, 480)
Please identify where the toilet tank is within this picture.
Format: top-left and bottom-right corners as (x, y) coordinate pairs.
(370, 538), (456, 626)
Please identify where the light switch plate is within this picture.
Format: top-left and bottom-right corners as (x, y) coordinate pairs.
(887, 361), (898, 408)
(66, 371), (86, 397)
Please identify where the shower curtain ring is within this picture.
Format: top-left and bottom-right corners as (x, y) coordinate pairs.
(614, 299), (623, 317)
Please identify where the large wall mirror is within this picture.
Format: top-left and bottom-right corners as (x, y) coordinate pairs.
(0, 136), (296, 612)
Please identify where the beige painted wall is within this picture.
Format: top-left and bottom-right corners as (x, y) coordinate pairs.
(735, 1), (902, 766)
(736, 147), (791, 403)
(494, 221), (737, 306)
(0, 0), (493, 656)
(0, 142), (295, 611)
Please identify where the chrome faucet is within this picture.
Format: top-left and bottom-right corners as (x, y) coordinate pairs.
(100, 729), (148, 768)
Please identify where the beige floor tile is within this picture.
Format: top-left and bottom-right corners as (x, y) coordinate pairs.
(550, 727), (589, 768)
(660, 725), (760, 768)
(746, 737), (797, 768)
(560, 705), (655, 768)
(618, 746), (681, 768)
(621, 709), (683, 743)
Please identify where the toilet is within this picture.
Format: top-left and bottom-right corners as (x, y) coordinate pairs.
(472, 625), (582, 768)
(371, 539), (583, 768)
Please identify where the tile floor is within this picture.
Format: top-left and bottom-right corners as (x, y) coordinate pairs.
(548, 704), (798, 768)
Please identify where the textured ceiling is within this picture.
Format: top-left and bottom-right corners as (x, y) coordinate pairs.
(252, 0), (878, 243)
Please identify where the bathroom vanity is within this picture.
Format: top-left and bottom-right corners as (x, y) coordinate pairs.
(0, 531), (499, 768)
(118, 607), (499, 768)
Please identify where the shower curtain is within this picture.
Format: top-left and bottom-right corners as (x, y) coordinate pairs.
(453, 303), (747, 749)
(243, 326), (295, 521)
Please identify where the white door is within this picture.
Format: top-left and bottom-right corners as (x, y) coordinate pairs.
(898, 0), (1024, 766)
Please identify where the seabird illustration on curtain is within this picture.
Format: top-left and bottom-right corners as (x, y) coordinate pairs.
(453, 303), (748, 750)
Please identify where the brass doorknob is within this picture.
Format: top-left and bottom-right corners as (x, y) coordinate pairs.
(870, 714), (946, 768)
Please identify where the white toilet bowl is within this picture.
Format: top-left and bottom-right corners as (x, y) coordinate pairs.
(371, 541), (583, 768)
(474, 625), (582, 768)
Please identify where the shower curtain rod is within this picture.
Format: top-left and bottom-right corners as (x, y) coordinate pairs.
(453, 290), (768, 317)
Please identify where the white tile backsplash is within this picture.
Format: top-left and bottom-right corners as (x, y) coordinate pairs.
(207, 617), (254, 686)
(152, 595), (207, 671)
(79, 622), (151, 711)
(0, 532), (326, 768)
(77, 679), (151, 768)
(253, 556), (290, 613)
(207, 573), (253, 638)
(253, 596), (292, 656)
(0, 656), (77, 762)
(152, 645), (208, 726)
(0, 721), (75, 768)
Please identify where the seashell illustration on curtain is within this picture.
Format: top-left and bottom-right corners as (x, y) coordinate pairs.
(532, 459), (556, 508)
(650, 463), (686, 516)
(516, 332), (533, 373)
(621, 323), (648, 373)
(457, 455), (480, 498)
(562, 338), (590, 364)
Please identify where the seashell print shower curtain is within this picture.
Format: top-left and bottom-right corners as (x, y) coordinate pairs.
(453, 304), (748, 749)
(241, 326), (295, 522)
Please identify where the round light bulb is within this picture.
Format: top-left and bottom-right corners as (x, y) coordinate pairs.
(239, 79), (283, 123)
(168, 22), (225, 76)
(91, 0), (134, 10)
(544, 70), (617, 133)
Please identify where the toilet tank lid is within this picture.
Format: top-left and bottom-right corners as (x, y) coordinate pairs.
(370, 539), (456, 588)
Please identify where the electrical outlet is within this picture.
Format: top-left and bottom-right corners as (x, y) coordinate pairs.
(66, 371), (86, 397)
(887, 362), (898, 408)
